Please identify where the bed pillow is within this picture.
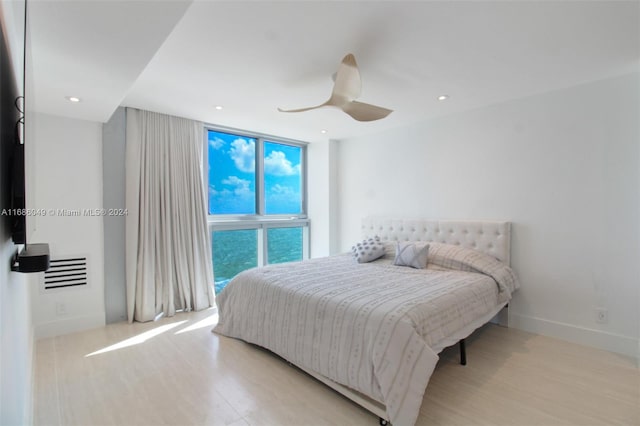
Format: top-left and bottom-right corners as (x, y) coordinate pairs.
(393, 242), (429, 269)
(428, 242), (520, 295)
(351, 236), (386, 263)
(382, 241), (397, 259)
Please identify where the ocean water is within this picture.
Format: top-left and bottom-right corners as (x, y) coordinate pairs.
(212, 227), (303, 294)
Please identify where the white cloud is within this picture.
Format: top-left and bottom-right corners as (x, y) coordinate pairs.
(209, 137), (225, 150)
(210, 177), (255, 214)
(222, 176), (252, 196)
(266, 184), (301, 213)
(264, 150), (300, 176)
(229, 138), (255, 172)
(271, 184), (294, 195)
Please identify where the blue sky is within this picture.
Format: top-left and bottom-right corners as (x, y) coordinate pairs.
(208, 130), (302, 215)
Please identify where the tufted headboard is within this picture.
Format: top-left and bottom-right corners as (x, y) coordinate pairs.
(361, 217), (512, 265)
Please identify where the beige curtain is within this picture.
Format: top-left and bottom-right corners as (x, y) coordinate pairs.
(125, 108), (214, 322)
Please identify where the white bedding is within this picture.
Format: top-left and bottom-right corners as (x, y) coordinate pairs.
(214, 245), (518, 426)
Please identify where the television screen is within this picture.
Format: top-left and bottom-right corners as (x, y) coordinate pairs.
(0, 6), (26, 245)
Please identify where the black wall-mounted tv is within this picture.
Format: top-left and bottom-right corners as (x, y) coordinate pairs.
(2, 0), (48, 274)
(0, 11), (26, 246)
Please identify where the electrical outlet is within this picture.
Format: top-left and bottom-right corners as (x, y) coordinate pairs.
(55, 302), (67, 316)
(595, 308), (608, 324)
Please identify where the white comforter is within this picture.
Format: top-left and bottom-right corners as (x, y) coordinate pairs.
(213, 244), (519, 426)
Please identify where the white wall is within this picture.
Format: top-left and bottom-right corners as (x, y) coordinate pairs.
(29, 112), (105, 338)
(0, 0), (33, 424)
(0, 245), (32, 425)
(336, 73), (640, 357)
(307, 139), (339, 258)
(0, 241), (32, 426)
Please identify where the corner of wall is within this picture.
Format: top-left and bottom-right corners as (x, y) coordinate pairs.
(328, 139), (340, 255)
(102, 107), (127, 324)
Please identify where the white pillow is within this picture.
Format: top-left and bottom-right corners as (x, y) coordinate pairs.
(351, 236), (385, 263)
(394, 242), (429, 269)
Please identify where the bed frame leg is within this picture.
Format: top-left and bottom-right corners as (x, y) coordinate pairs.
(459, 339), (467, 365)
(496, 303), (509, 327)
(379, 417), (389, 425)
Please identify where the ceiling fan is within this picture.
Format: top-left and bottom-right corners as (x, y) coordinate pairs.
(278, 53), (393, 122)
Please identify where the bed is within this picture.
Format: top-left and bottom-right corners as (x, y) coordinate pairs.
(213, 218), (519, 426)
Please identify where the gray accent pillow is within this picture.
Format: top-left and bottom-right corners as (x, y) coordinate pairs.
(394, 242), (430, 269)
(352, 236), (385, 263)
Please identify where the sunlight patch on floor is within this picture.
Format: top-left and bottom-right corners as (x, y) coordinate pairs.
(85, 321), (188, 357)
(175, 312), (218, 335)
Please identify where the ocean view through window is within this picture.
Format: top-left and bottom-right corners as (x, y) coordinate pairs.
(212, 229), (257, 294)
(206, 128), (308, 294)
(267, 227), (303, 264)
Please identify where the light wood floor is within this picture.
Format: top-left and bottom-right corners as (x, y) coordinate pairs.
(34, 308), (640, 426)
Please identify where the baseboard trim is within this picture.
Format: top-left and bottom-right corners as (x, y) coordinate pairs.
(510, 313), (639, 359)
(34, 312), (105, 339)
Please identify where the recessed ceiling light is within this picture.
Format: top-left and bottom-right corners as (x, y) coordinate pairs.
(320, 129), (327, 134)
(65, 96), (81, 103)
(215, 105), (223, 110)
(437, 95), (449, 101)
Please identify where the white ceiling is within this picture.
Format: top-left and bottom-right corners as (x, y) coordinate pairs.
(28, 0), (639, 142)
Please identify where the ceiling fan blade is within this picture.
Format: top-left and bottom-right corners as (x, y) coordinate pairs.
(332, 53), (361, 101)
(277, 101), (328, 113)
(341, 101), (393, 122)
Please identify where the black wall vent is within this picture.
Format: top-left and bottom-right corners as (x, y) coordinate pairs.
(43, 257), (88, 290)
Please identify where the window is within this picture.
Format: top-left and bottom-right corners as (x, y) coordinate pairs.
(208, 131), (256, 215)
(267, 227), (303, 264)
(206, 128), (308, 294)
(211, 229), (257, 294)
(264, 141), (302, 215)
